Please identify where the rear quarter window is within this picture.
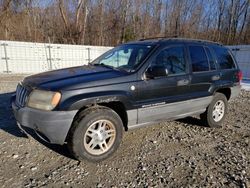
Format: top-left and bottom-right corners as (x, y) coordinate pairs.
(212, 46), (236, 69)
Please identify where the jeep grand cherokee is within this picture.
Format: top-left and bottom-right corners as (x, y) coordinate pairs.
(12, 38), (241, 162)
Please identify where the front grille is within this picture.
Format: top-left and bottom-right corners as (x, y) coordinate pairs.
(15, 84), (29, 107)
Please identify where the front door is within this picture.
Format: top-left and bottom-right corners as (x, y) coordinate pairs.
(136, 45), (191, 124)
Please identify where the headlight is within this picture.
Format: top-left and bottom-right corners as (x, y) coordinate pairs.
(27, 90), (61, 111)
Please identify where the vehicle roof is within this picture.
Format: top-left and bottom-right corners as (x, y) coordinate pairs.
(126, 37), (223, 47)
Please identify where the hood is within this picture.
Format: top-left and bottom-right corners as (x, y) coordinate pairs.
(23, 65), (127, 90)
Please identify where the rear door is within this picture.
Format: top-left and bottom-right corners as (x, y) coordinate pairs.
(188, 45), (220, 98)
(211, 45), (239, 85)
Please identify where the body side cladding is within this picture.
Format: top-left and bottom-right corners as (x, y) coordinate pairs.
(127, 96), (213, 128)
(127, 109), (138, 126)
(128, 109), (205, 130)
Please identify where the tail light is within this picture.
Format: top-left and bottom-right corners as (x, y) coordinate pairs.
(237, 70), (243, 82)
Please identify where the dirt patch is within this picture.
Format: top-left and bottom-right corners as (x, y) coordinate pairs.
(0, 75), (249, 187)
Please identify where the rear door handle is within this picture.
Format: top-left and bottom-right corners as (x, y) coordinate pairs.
(177, 79), (190, 86)
(212, 75), (220, 81)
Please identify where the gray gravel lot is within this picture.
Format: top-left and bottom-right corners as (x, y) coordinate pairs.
(0, 74), (249, 187)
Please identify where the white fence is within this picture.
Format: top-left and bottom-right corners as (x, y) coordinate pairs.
(227, 45), (250, 81)
(0, 40), (249, 79)
(0, 40), (112, 74)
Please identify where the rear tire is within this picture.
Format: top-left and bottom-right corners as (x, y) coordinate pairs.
(67, 106), (123, 162)
(200, 93), (228, 128)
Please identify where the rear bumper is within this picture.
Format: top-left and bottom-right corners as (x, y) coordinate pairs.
(230, 84), (241, 101)
(12, 102), (77, 145)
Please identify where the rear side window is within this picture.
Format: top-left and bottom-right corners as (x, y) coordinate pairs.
(205, 47), (216, 70)
(212, 46), (235, 69)
(189, 46), (209, 72)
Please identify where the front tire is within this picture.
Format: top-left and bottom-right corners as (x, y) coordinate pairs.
(200, 93), (228, 128)
(67, 107), (123, 162)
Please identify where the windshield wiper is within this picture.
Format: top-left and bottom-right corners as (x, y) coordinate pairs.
(92, 63), (131, 73)
(92, 63), (115, 69)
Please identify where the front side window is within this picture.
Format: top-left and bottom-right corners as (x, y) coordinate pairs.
(212, 46), (235, 69)
(92, 44), (153, 72)
(153, 46), (186, 75)
(189, 46), (209, 72)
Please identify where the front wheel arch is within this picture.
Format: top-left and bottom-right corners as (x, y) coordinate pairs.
(67, 106), (124, 162)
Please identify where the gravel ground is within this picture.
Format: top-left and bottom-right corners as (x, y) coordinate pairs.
(0, 74), (249, 188)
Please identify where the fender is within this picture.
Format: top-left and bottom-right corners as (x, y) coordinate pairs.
(60, 90), (134, 111)
(208, 80), (235, 95)
(208, 82), (221, 95)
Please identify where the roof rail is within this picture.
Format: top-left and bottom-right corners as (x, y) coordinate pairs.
(139, 36), (221, 45)
(168, 37), (222, 45)
(139, 35), (178, 41)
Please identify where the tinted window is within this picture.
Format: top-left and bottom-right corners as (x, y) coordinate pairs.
(212, 46), (235, 69)
(205, 47), (216, 70)
(154, 46), (186, 75)
(189, 46), (209, 72)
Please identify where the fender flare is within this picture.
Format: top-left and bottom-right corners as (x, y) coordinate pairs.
(63, 91), (133, 111)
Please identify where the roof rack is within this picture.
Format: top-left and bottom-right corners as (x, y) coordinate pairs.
(139, 35), (178, 41)
(139, 36), (221, 45)
(168, 37), (222, 45)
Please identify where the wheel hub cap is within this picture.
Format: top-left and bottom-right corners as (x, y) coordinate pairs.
(212, 100), (225, 122)
(84, 120), (116, 155)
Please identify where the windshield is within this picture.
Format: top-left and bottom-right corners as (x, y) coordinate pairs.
(91, 44), (153, 72)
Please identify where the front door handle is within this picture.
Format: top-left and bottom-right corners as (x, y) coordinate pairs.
(212, 75), (220, 81)
(177, 79), (190, 86)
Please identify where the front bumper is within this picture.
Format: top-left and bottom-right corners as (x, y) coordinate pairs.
(12, 102), (77, 145)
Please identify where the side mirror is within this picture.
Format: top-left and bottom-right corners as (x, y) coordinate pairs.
(145, 65), (168, 79)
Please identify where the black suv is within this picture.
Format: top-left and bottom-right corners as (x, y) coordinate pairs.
(12, 38), (241, 162)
